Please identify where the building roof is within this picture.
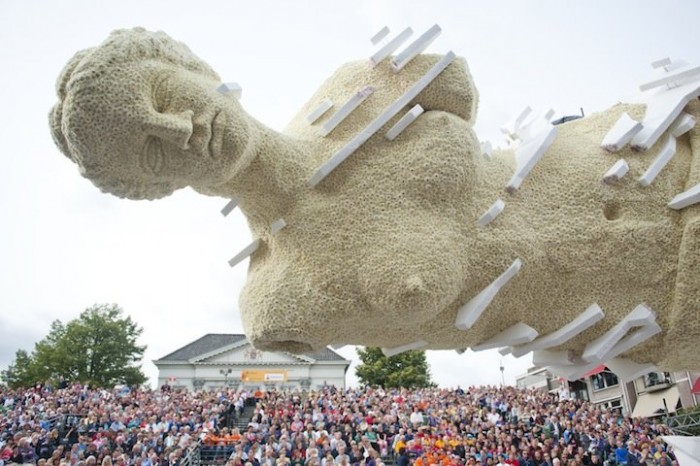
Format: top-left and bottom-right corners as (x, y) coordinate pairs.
(155, 333), (348, 362)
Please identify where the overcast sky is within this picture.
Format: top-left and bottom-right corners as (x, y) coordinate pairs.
(1, 0), (699, 389)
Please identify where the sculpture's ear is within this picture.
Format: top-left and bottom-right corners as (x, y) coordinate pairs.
(410, 56), (478, 126)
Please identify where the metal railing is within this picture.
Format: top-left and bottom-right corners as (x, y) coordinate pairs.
(665, 411), (700, 436)
(181, 440), (202, 466)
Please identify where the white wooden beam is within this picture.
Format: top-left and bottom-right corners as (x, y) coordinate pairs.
(270, 218), (287, 235)
(369, 27), (413, 67)
(307, 99), (334, 124)
(471, 322), (538, 352)
(308, 51), (456, 187)
(381, 340), (428, 357)
(216, 82), (243, 99)
(454, 258), (522, 331)
(506, 125), (558, 193)
(228, 239), (260, 268)
(390, 24), (442, 72)
(477, 199), (505, 226)
(600, 112), (642, 152)
(581, 303), (660, 363)
(603, 159), (630, 184)
(221, 196), (239, 216)
(370, 26), (390, 45)
(510, 303), (604, 357)
(668, 182), (700, 210)
(320, 86), (375, 136)
(639, 136), (677, 187)
(385, 104), (424, 141)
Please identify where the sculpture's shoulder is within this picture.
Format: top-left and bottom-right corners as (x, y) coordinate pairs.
(283, 54), (478, 142)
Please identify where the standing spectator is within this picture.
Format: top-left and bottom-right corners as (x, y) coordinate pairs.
(396, 448), (409, 466)
(613, 440), (628, 466)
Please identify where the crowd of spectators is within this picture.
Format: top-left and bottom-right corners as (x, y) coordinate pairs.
(0, 383), (683, 466)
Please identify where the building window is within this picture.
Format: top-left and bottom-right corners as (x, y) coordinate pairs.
(644, 371), (671, 388)
(591, 370), (619, 391)
(597, 398), (622, 412)
(569, 380), (590, 402)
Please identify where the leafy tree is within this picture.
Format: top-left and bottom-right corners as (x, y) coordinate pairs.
(1, 349), (38, 388)
(355, 347), (435, 388)
(1, 304), (147, 388)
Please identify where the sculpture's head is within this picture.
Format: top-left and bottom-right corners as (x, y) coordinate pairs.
(50, 28), (253, 200)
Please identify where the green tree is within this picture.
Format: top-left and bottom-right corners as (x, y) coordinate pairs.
(355, 347), (435, 388)
(1, 304), (147, 389)
(1, 349), (38, 388)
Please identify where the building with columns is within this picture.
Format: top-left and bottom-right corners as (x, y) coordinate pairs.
(153, 334), (350, 391)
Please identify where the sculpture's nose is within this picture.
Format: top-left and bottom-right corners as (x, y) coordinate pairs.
(143, 110), (194, 150)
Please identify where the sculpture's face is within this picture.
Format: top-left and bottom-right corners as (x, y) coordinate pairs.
(64, 59), (251, 199)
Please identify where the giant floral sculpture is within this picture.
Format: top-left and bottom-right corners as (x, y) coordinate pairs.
(50, 26), (700, 381)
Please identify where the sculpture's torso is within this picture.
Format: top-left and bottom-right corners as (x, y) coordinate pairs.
(238, 56), (699, 371)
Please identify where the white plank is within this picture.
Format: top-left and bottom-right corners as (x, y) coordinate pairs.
(385, 104), (424, 140)
(390, 24), (442, 72)
(454, 258), (522, 331)
(381, 340), (428, 357)
(510, 303), (605, 357)
(600, 112), (642, 152)
(640, 63), (700, 92)
(370, 26), (390, 45)
(668, 182), (700, 210)
(307, 99), (334, 124)
(471, 322), (538, 352)
(506, 125), (558, 193)
(369, 27), (413, 67)
(320, 86), (375, 136)
(308, 52), (456, 187)
(216, 82), (242, 99)
(581, 303), (659, 363)
(228, 239), (260, 268)
(501, 106), (532, 139)
(516, 108), (555, 142)
(477, 199), (505, 226)
(605, 357), (657, 383)
(481, 140), (493, 160)
(221, 196), (239, 217)
(630, 78), (700, 151)
(532, 349), (574, 366)
(651, 57), (672, 69)
(270, 218), (287, 235)
(546, 361), (600, 381)
(603, 159), (630, 184)
(639, 136), (677, 187)
(669, 112), (696, 137)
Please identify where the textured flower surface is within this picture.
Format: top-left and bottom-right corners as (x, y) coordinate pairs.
(51, 29), (700, 371)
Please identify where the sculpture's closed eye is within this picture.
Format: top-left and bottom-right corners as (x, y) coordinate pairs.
(142, 137), (164, 174)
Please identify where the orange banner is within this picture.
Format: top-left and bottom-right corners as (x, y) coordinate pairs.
(240, 369), (288, 383)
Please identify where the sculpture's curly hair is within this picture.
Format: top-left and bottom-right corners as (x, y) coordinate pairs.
(49, 27), (220, 199)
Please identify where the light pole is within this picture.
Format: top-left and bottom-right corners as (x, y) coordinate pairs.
(500, 360), (505, 387)
(220, 368), (233, 386)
